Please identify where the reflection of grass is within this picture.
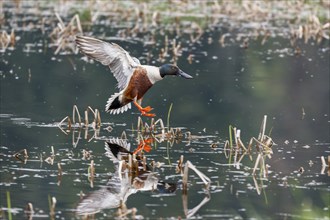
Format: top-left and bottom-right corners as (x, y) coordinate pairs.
(165, 140), (171, 165)
(48, 195), (56, 218)
(261, 178), (268, 205)
(228, 125), (234, 164)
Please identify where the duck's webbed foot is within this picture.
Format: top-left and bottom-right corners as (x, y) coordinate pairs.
(133, 101), (156, 117)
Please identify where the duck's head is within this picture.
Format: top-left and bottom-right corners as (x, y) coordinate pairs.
(159, 64), (193, 79)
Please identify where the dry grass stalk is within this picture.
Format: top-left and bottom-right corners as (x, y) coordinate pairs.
(225, 126), (249, 165)
(57, 116), (71, 133)
(93, 109), (101, 129)
(72, 105), (82, 125)
(235, 129), (247, 151)
(50, 13), (83, 55)
(158, 35), (170, 63)
(84, 110), (88, 126)
(172, 39), (182, 65)
(190, 22), (203, 43)
(85, 106), (101, 129)
(219, 33), (230, 47)
(187, 54), (193, 64)
(176, 155), (184, 173)
(261, 30), (271, 45)
(51, 146), (55, 157)
(57, 163), (62, 186)
(0, 29), (16, 52)
(224, 115), (274, 176)
(58, 106), (102, 137)
(321, 156), (327, 167)
(136, 116), (165, 140)
(250, 115), (274, 176)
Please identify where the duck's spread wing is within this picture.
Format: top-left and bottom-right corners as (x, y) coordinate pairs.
(75, 35), (140, 90)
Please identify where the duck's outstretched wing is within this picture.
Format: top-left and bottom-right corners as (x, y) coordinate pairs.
(75, 35), (141, 90)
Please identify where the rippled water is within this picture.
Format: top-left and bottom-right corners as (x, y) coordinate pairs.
(1, 1), (329, 219)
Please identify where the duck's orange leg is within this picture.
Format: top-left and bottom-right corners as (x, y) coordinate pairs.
(133, 101), (156, 117)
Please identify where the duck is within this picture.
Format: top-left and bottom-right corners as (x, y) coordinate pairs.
(75, 35), (193, 117)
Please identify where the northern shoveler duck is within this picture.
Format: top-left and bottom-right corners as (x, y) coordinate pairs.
(75, 35), (193, 117)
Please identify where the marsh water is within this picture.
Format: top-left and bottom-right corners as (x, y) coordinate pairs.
(1, 2), (330, 220)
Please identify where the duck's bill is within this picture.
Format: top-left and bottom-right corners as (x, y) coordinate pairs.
(178, 70), (193, 79)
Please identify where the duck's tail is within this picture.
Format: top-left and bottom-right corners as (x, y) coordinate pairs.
(105, 92), (131, 114)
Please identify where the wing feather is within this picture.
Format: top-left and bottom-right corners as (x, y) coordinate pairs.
(75, 35), (140, 90)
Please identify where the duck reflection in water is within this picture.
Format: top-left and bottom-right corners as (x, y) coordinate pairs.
(76, 138), (177, 216)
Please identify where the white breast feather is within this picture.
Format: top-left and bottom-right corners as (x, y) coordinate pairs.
(143, 65), (163, 84)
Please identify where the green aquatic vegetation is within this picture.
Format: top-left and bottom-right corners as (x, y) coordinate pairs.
(166, 103), (173, 131)
(6, 191), (12, 220)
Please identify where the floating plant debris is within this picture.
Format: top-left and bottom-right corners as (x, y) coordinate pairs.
(49, 13), (83, 55)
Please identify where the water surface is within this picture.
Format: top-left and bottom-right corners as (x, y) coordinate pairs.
(1, 1), (329, 219)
